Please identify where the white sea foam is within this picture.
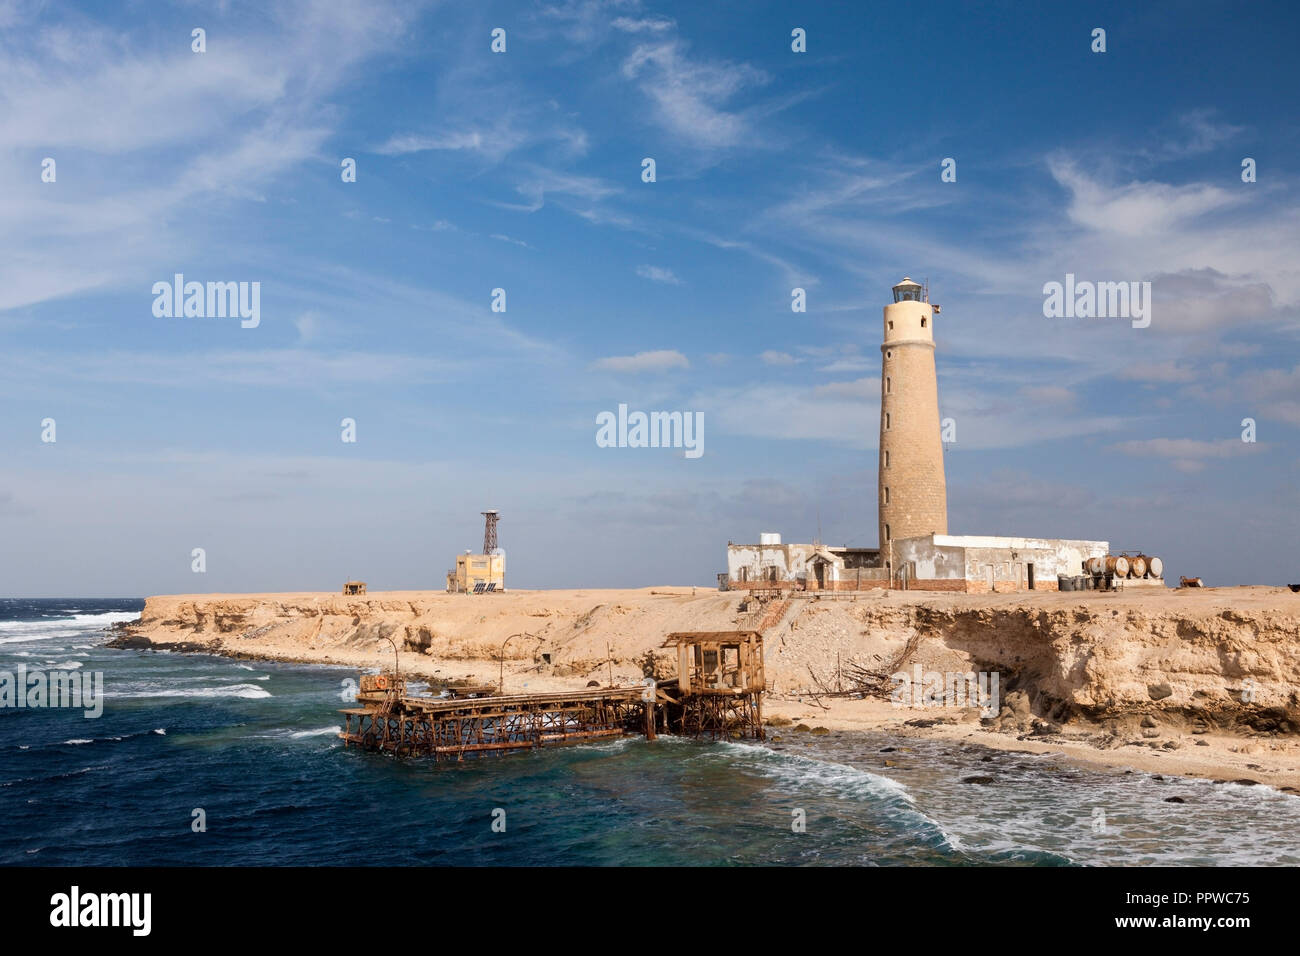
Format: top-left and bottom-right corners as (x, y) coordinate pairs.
(0, 631), (78, 645)
(63, 739), (93, 746)
(111, 683), (272, 700)
(43, 660), (83, 670)
(290, 726), (341, 739)
(152, 728), (166, 735)
(0, 611), (138, 632)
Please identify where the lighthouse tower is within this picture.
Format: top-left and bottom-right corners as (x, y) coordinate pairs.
(878, 278), (948, 570)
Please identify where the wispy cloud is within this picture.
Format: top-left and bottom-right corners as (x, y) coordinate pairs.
(621, 38), (768, 148)
(635, 264), (680, 284)
(1049, 158), (1240, 237)
(1112, 437), (1255, 473)
(591, 349), (689, 373)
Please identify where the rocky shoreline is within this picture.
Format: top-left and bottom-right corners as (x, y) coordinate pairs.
(106, 585), (1300, 790)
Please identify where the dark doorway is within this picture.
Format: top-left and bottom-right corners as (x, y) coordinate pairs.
(1027, 563), (1036, 590)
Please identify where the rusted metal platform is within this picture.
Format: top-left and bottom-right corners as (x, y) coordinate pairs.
(340, 678), (647, 760)
(658, 632), (765, 741)
(341, 630), (767, 760)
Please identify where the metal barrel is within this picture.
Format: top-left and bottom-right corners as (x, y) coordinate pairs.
(1128, 556), (1147, 579)
(1139, 555), (1163, 578)
(1074, 575), (1087, 591)
(1058, 575), (1074, 591)
(1104, 555), (1130, 577)
(1084, 557), (1106, 575)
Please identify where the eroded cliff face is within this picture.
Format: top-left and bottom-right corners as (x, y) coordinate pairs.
(862, 603), (1300, 733)
(114, 587), (1300, 732)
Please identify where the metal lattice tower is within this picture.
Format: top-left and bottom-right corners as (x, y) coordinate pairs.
(482, 510), (499, 553)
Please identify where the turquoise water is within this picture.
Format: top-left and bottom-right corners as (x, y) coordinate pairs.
(3, 600), (1298, 866)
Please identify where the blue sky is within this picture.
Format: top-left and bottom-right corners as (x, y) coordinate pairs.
(2, 0), (1298, 595)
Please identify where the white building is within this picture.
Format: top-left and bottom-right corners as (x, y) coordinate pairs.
(892, 534), (1108, 592)
(725, 533), (886, 591)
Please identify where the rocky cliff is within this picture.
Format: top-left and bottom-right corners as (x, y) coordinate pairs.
(112, 586), (1300, 732)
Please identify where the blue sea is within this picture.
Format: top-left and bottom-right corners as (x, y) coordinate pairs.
(2, 599), (1298, 866)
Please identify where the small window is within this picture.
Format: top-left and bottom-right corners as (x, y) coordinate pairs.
(886, 377), (891, 393)
(921, 317), (927, 328)
(885, 413), (891, 429)
(885, 524), (891, 540)
(886, 350), (892, 359)
(884, 450), (890, 467)
(884, 487), (890, 504)
(888, 320), (894, 330)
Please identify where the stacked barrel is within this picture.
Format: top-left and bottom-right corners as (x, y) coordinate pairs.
(1066, 553), (1164, 590)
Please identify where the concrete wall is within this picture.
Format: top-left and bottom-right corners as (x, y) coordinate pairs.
(451, 552), (506, 592)
(727, 542), (817, 584)
(893, 534), (1108, 593)
(726, 543), (887, 590)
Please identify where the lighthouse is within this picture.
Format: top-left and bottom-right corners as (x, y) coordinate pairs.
(878, 278), (948, 570)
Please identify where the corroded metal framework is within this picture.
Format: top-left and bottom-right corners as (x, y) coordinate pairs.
(659, 631), (765, 741)
(340, 632), (766, 760)
(340, 684), (645, 760)
(673, 690), (764, 741)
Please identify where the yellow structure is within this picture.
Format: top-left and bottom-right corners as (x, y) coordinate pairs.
(879, 277), (948, 568)
(342, 580), (367, 595)
(447, 552), (506, 594)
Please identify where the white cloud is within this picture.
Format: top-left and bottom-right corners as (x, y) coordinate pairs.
(495, 165), (622, 213)
(1049, 158), (1240, 237)
(1019, 385), (1075, 406)
(635, 264), (681, 284)
(591, 349), (689, 373)
(5, 348), (453, 389)
(374, 130), (496, 155)
(294, 311), (326, 342)
(612, 16), (675, 33)
(1117, 361), (1197, 384)
(1112, 437), (1253, 473)
(621, 39), (768, 148)
(0, 0), (421, 313)
(490, 233), (532, 248)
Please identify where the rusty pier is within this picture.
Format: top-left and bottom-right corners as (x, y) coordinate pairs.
(340, 679), (646, 760)
(340, 630), (767, 760)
